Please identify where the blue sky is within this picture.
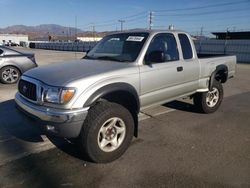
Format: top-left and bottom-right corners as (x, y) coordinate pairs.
(0, 0), (250, 35)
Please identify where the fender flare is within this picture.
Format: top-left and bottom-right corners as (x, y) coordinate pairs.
(84, 82), (140, 113)
(209, 64), (228, 90)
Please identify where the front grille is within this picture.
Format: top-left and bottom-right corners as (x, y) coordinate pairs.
(18, 79), (37, 101)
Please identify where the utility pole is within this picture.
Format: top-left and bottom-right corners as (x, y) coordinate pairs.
(67, 26), (69, 41)
(226, 27), (229, 39)
(118, 20), (125, 31)
(92, 25), (96, 41)
(75, 15), (77, 41)
(75, 15), (78, 59)
(200, 26), (203, 36)
(69, 26), (71, 40)
(149, 11), (154, 30)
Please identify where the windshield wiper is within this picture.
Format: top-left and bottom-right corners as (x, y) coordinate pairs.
(96, 56), (120, 61)
(96, 56), (130, 62)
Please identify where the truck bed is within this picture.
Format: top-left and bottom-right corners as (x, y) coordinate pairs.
(198, 54), (236, 79)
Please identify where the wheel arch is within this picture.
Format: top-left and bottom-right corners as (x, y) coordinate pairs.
(209, 64), (228, 90)
(84, 82), (140, 137)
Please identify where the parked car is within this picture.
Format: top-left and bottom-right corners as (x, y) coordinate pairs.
(0, 46), (37, 84)
(15, 30), (236, 163)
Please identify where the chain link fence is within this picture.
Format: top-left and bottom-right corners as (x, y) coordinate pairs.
(30, 40), (250, 63)
(29, 41), (98, 52)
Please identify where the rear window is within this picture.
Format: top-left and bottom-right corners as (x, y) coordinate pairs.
(178, 34), (193, 59)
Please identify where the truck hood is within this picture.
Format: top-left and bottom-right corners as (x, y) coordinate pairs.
(24, 59), (132, 86)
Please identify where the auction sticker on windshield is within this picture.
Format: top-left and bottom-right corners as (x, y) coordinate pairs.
(126, 36), (144, 42)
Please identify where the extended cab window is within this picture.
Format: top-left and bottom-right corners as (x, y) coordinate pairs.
(0, 49), (3, 55)
(145, 33), (179, 64)
(178, 34), (193, 59)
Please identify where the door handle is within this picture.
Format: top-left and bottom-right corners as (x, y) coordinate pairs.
(177, 66), (183, 72)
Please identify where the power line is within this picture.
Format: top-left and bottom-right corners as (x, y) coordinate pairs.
(153, 0), (249, 12)
(154, 7), (250, 17)
(119, 11), (148, 20)
(79, 11), (147, 28)
(75, 1), (249, 33)
(125, 14), (147, 22)
(154, 14), (250, 23)
(95, 22), (117, 28)
(80, 14), (147, 31)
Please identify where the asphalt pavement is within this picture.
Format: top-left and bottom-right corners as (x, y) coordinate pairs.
(0, 48), (249, 188)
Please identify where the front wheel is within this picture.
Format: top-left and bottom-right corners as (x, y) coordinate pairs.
(193, 80), (223, 113)
(78, 102), (134, 163)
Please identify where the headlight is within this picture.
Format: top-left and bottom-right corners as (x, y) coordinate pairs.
(44, 87), (75, 104)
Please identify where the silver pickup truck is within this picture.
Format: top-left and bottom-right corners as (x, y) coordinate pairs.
(15, 30), (236, 163)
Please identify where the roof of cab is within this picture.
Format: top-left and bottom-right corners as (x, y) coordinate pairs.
(108, 29), (187, 35)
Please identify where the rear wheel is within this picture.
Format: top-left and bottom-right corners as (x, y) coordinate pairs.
(193, 80), (223, 113)
(78, 101), (134, 163)
(0, 66), (20, 84)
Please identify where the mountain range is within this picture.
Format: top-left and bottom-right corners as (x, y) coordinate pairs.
(0, 24), (107, 40)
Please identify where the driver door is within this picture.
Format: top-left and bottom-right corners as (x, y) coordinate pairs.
(139, 33), (185, 108)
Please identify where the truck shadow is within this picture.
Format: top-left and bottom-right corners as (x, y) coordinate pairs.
(0, 98), (202, 164)
(0, 99), (43, 142)
(0, 99), (88, 162)
(46, 136), (87, 161)
(163, 100), (201, 113)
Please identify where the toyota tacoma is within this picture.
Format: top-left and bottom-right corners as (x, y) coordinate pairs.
(15, 30), (236, 163)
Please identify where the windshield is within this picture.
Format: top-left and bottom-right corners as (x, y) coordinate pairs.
(85, 32), (149, 62)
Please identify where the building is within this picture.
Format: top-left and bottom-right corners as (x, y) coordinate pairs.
(0, 34), (28, 45)
(212, 31), (250, 40)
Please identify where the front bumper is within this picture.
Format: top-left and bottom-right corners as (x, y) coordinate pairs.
(15, 92), (89, 138)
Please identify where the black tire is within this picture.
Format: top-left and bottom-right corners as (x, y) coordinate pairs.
(0, 66), (21, 84)
(193, 80), (223, 113)
(78, 101), (134, 163)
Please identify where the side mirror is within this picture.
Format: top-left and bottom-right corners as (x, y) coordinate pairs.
(145, 50), (165, 64)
